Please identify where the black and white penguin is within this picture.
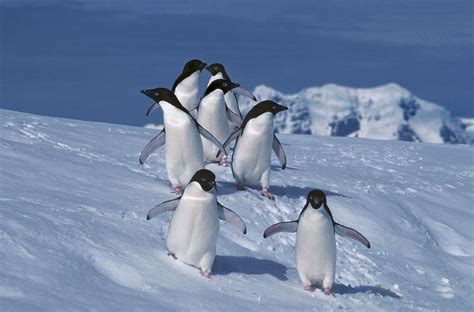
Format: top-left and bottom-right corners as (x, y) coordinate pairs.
(172, 59), (207, 117)
(205, 63), (256, 124)
(197, 79), (243, 165)
(146, 169), (247, 278)
(218, 100), (288, 199)
(263, 189), (371, 294)
(139, 87), (226, 194)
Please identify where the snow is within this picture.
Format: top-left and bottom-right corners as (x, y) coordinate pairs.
(460, 118), (474, 138)
(240, 83), (472, 144)
(143, 123), (163, 131)
(1, 108), (473, 311)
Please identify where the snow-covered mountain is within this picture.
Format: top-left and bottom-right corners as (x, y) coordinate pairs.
(240, 83), (472, 144)
(1, 109), (473, 311)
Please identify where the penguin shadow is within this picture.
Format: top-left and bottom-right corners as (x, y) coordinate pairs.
(270, 185), (349, 199)
(332, 283), (401, 299)
(213, 255), (288, 281)
(216, 180), (243, 196)
(216, 180), (349, 199)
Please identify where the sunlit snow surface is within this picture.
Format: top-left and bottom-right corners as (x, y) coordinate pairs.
(1, 109), (473, 311)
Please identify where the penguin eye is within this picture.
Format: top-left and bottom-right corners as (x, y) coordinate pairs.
(214, 66), (218, 70)
(272, 106), (277, 110)
(154, 92), (160, 96)
(223, 83), (228, 87)
(201, 178), (206, 181)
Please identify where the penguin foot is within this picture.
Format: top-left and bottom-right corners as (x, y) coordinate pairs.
(236, 185), (246, 191)
(173, 187), (183, 195)
(304, 285), (315, 293)
(167, 252), (177, 260)
(200, 270), (211, 279)
(260, 188), (275, 200)
(323, 288), (332, 296)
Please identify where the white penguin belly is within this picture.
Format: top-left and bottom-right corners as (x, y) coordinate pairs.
(296, 210), (336, 288)
(162, 103), (204, 187)
(166, 183), (219, 271)
(175, 90), (199, 112)
(233, 114), (273, 185)
(175, 71), (200, 112)
(197, 93), (230, 162)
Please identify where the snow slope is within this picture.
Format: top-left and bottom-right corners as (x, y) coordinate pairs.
(1, 109), (473, 311)
(240, 84), (472, 144)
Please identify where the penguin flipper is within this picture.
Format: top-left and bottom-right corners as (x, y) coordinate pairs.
(217, 202), (247, 234)
(233, 87), (257, 101)
(216, 127), (242, 158)
(226, 106), (243, 126)
(272, 135), (287, 169)
(146, 102), (159, 116)
(188, 108), (199, 119)
(228, 91), (243, 118)
(263, 221), (297, 238)
(146, 197), (180, 220)
(334, 223), (371, 248)
(196, 122), (227, 156)
(140, 129), (166, 165)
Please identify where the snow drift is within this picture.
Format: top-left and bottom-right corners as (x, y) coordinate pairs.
(239, 83), (472, 144)
(1, 109), (473, 311)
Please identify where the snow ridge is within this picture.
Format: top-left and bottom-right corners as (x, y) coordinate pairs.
(239, 83), (472, 144)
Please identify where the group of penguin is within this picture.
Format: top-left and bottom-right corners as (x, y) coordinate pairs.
(139, 59), (371, 295)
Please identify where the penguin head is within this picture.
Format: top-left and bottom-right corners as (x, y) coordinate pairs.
(183, 59), (207, 74)
(190, 169), (216, 192)
(307, 189), (327, 209)
(140, 87), (183, 115)
(141, 87), (174, 101)
(240, 100), (288, 129)
(256, 100), (289, 115)
(206, 63), (228, 77)
(204, 79), (240, 97)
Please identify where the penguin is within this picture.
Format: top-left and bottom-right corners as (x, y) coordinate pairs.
(146, 169), (247, 278)
(197, 79), (245, 165)
(263, 189), (371, 295)
(218, 100), (288, 199)
(139, 87), (226, 195)
(206, 63), (230, 86)
(172, 59), (207, 117)
(205, 63), (257, 124)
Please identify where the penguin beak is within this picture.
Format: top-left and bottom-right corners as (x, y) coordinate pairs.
(311, 199), (324, 209)
(228, 82), (241, 92)
(141, 89), (155, 99)
(141, 89), (161, 116)
(202, 180), (215, 192)
(275, 105), (288, 114)
(205, 64), (213, 73)
(200, 62), (207, 71)
(233, 87), (257, 101)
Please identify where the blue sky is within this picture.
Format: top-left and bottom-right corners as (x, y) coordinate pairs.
(1, 0), (473, 126)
